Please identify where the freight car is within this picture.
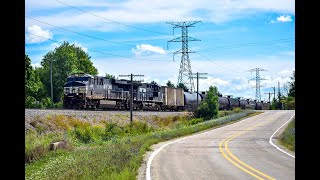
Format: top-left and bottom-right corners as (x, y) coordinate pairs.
(183, 92), (202, 111)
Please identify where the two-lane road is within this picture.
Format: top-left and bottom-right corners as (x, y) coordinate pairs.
(144, 110), (295, 180)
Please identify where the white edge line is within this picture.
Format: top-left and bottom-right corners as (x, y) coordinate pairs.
(269, 114), (295, 159)
(146, 113), (257, 180)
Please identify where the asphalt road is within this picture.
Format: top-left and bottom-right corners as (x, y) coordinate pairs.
(145, 110), (295, 180)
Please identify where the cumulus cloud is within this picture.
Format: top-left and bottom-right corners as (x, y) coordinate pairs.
(206, 77), (229, 86)
(26, 25), (53, 43)
(50, 43), (59, 49)
(49, 42), (88, 52)
(31, 63), (42, 68)
(132, 44), (167, 56)
(73, 42), (88, 52)
(271, 15), (293, 23)
(277, 15), (292, 22)
(278, 69), (294, 75)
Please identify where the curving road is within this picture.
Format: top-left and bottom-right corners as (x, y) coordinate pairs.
(143, 110), (295, 180)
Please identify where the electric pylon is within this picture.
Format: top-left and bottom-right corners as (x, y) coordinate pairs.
(167, 21), (201, 92)
(248, 68), (267, 101)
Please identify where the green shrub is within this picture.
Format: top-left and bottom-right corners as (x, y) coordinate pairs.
(125, 121), (153, 135)
(194, 86), (219, 120)
(188, 118), (204, 125)
(232, 107), (242, 113)
(103, 122), (124, 141)
(54, 101), (63, 108)
(284, 96), (295, 110)
(74, 125), (93, 143)
(41, 97), (52, 108)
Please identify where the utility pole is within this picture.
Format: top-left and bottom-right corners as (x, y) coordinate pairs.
(167, 21), (201, 92)
(118, 73), (144, 124)
(248, 68), (267, 101)
(278, 81), (284, 110)
(273, 87), (276, 100)
(264, 92), (274, 103)
(48, 58), (56, 108)
(191, 72), (207, 107)
(278, 81), (281, 101)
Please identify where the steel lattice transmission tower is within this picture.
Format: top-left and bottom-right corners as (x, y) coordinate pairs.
(248, 68), (267, 101)
(167, 21), (201, 92)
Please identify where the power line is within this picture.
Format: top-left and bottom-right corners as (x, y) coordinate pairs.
(26, 16), (136, 48)
(198, 38), (294, 52)
(54, 0), (171, 36)
(195, 53), (248, 75)
(25, 32), (168, 62)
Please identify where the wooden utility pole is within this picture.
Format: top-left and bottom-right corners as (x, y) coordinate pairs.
(191, 72), (207, 107)
(264, 92), (274, 103)
(118, 73), (144, 124)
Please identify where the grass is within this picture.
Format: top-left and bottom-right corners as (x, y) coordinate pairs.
(218, 107), (243, 118)
(279, 118), (295, 152)
(25, 110), (260, 179)
(25, 131), (65, 164)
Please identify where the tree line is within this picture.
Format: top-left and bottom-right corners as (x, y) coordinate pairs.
(25, 41), (98, 108)
(271, 71), (295, 110)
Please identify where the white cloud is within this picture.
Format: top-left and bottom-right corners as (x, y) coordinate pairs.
(49, 42), (88, 52)
(271, 15), (293, 23)
(31, 63), (41, 68)
(204, 77), (229, 86)
(278, 69), (294, 75)
(50, 43), (59, 49)
(277, 15), (292, 22)
(26, 25), (53, 43)
(73, 42), (88, 52)
(132, 44), (167, 56)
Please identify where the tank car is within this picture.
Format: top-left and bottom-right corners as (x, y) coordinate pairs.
(239, 98), (249, 109)
(183, 92), (202, 111)
(228, 96), (240, 110)
(218, 96), (229, 110)
(255, 101), (263, 110)
(261, 101), (271, 110)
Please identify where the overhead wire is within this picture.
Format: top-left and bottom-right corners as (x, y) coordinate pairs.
(25, 32), (169, 62)
(54, 0), (171, 36)
(26, 16), (137, 48)
(199, 38), (294, 52)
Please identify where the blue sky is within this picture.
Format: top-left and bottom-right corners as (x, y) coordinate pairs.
(25, 0), (295, 101)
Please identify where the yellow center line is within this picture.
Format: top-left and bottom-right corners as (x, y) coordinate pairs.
(219, 119), (276, 180)
(219, 139), (264, 180)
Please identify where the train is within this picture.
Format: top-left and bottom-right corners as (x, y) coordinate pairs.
(63, 73), (270, 111)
